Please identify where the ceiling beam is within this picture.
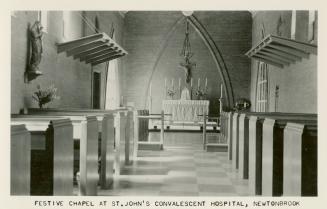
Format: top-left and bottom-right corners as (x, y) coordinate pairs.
(73, 45), (116, 59)
(85, 51), (122, 63)
(91, 54), (124, 66)
(57, 33), (104, 53)
(80, 48), (120, 62)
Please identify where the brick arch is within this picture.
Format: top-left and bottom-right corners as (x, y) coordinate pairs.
(187, 15), (234, 108)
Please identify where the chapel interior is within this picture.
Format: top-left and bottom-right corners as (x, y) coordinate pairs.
(10, 10), (317, 197)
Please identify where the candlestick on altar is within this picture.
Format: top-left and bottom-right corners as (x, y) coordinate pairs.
(191, 78), (193, 87)
(205, 78), (208, 89)
(220, 84), (223, 99)
(198, 78), (200, 89)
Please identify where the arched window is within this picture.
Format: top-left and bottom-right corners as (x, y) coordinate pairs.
(255, 62), (269, 112)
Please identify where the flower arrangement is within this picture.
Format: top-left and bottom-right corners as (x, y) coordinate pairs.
(32, 84), (60, 108)
(195, 89), (206, 99)
(167, 89), (175, 98)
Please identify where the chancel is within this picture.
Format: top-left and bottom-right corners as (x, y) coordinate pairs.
(11, 10), (317, 197)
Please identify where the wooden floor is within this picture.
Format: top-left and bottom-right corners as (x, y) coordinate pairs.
(87, 142), (249, 196)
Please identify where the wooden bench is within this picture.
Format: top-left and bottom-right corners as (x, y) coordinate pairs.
(11, 116), (73, 196)
(10, 124), (31, 195)
(262, 115), (316, 196)
(114, 111), (136, 175)
(283, 121), (317, 196)
(223, 112), (314, 195)
(28, 108), (116, 189)
(238, 112), (312, 180)
(225, 112), (233, 161)
(14, 114), (99, 195)
(232, 112), (240, 169)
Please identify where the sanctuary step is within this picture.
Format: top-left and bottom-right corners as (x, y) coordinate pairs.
(205, 133), (228, 152)
(138, 141), (163, 151)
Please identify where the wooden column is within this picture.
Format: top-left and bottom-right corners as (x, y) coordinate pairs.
(100, 114), (115, 189)
(238, 113), (249, 179)
(232, 113), (240, 169)
(283, 122), (317, 196)
(10, 124), (31, 195)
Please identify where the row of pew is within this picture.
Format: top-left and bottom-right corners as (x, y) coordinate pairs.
(10, 107), (136, 196)
(220, 111), (317, 196)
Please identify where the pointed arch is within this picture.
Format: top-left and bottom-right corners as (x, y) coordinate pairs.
(187, 15), (234, 107)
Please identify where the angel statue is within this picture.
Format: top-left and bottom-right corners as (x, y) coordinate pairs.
(27, 20), (44, 81)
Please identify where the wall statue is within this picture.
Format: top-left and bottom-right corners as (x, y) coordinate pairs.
(26, 20), (44, 82)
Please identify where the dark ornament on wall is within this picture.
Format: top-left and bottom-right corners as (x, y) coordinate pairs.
(233, 98), (251, 111)
(26, 21), (44, 82)
(179, 20), (196, 83)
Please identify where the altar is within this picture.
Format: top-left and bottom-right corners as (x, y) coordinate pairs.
(162, 100), (209, 123)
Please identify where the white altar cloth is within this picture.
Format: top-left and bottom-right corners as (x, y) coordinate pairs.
(162, 100), (209, 122)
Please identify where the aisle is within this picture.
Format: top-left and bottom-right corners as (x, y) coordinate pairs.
(98, 145), (249, 196)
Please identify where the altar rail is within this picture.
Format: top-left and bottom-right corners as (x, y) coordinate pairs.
(220, 111), (317, 196)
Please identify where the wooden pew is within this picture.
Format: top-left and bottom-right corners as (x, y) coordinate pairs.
(134, 111), (165, 151)
(247, 113), (316, 196)
(15, 114), (99, 195)
(27, 108), (132, 189)
(262, 115), (317, 196)
(114, 112), (126, 175)
(11, 116), (73, 196)
(226, 112), (233, 161)
(232, 112), (240, 169)
(10, 124), (31, 195)
(283, 121), (317, 196)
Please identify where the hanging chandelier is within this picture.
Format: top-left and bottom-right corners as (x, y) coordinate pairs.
(179, 19), (196, 83)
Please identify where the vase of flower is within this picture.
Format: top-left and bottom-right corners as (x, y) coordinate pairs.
(167, 89), (175, 100)
(32, 84), (60, 108)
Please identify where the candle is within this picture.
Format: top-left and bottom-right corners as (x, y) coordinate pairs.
(198, 78), (200, 88)
(171, 78), (174, 88)
(191, 78), (193, 87)
(164, 78), (167, 88)
(205, 78), (208, 89)
(220, 84), (223, 98)
(178, 78), (181, 88)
